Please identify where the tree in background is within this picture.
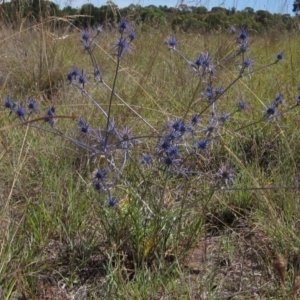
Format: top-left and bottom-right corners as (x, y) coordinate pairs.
(293, 1), (300, 14)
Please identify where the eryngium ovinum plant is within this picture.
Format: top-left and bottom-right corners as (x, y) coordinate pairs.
(4, 20), (300, 269)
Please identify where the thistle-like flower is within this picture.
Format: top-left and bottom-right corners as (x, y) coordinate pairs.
(172, 119), (185, 132)
(4, 97), (16, 113)
(191, 114), (200, 126)
(78, 70), (87, 88)
(94, 67), (102, 81)
(165, 36), (177, 49)
(108, 197), (117, 207)
(141, 154), (152, 166)
(218, 164), (235, 186)
(274, 93), (283, 107)
(237, 101), (247, 111)
(45, 107), (55, 127)
(78, 118), (90, 134)
(239, 27), (248, 41)
(197, 140), (209, 150)
(241, 58), (255, 74)
(67, 68), (80, 83)
(263, 103), (277, 119)
(118, 18), (129, 33)
(128, 30), (136, 41)
(81, 30), (90, 42)
(27, 98), (39, 114)
(15, 105), (26, 120)
(276, 52), (284, 61)
(115, 38), (130, 58)
(93, 169), (106, 181)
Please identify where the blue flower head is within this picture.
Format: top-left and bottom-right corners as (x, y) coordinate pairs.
(78, 70), (87, 88)
(158, 138), (171, 152)
(81, 30), (90, 42)
(45, 107), (55, 127)
(197, 140), (209, 150)
(274, 93), (283, 107)
(28, 98), (39, 113)
(239, 27), (248, 41)
(115, 38), (130, 58)
(93, 181), (103, 191)
(241, 58), (255, 73)
(166, 146), (179, 157)
(264, 103), (276, 119)
(165, 36), (177, 49)
(68, 68), (80, 83)
(141, 154), (152, 166)
(237, 101), (247, 110)
(239, 41), (249, 53)
(276, 52), (284, 61)
(94, 169), (106, 181)
(172, 119), (185, 132)
(205, 85), (214, 101)
(4, 97), (16, 112)
(243, 58), (254, 68)
(191, 114), (200, 125)
(118, 18), (129, 32)
(15, 105), (26, 120)
(108, 197), (117, 207)
(164, 156), (174, 167)
(163, 156), (181, 168)
(128, 30), (136, 41)
(195, 52), (212, 69)
(215, 86), (223, 96)
(78, 118), (89, 134)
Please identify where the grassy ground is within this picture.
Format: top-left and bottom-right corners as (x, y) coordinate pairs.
(1, 20), (300, 299)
